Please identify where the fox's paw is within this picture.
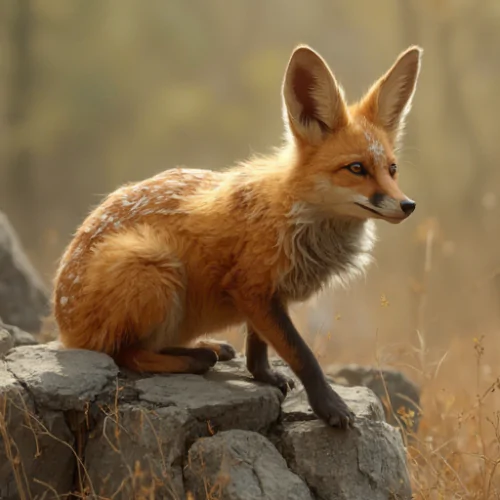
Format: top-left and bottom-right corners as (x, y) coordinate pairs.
(195, 340), (237, 362)
(187, 348), (219, 374)
(309, 385), (355, 429)
(216, 342), (237, 362)
(161, 346), (219, 375)
(251, 368), (296, 396)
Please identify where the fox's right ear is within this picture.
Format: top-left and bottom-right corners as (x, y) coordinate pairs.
(282, 46), (348, 146)
(359, 46), (422, 149)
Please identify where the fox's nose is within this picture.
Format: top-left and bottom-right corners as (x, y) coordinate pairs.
(400, 199), (416, 216)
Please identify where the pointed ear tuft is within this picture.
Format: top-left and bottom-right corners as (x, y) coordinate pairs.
(361, 46), (423, 148)
(282, 45), (348, 146)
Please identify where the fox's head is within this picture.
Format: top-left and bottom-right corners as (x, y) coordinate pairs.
(283, 44), (422, 224)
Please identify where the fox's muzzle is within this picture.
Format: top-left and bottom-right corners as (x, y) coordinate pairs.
(360, 192), (416, 222)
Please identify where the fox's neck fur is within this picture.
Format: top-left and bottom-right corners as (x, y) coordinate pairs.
(205, 143), (377, 302)
(279, 204), (376, 301)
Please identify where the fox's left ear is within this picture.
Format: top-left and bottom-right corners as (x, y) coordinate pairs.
(360, 46), (423, 148)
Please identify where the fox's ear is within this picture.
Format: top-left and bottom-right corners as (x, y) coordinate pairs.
(361, 46), (422, 148)
(282, 45), (348, 146)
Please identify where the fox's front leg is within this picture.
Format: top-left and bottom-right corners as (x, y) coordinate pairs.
(237, 293), (355, 429)
(245, 326), (295, 396)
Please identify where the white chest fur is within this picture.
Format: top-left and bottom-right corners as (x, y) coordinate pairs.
(278, 216), (376, 302)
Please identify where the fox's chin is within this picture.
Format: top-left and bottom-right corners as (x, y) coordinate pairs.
(364, 213), (407, 224)
(383, 216), (407, 224)
(369, 213), (408, 224)
(353, 202), (409, 224)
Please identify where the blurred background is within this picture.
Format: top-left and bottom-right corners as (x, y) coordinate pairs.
(1, 0), (500, 371)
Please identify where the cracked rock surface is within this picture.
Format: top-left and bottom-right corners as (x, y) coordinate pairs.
(185, 429), (314, 500)
(5, 342), (119, 411)
(0, 343), (413, 499)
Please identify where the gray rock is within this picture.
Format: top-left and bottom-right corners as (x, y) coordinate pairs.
(0, 344), (413, 499)
(185, 429), (313, 500)
(0, 328), (13, 356)
(5, 343), (119, 411)
(232, 355), (385, 423)
(281, 419), (412, 500)
(327, 364), (421, 433)
(84, 404), (189, 500)
(0, 364), (75, 499)
(136, 363), (283, 435)
(0, 211), (50, 333)
(1, 321), (38, 347)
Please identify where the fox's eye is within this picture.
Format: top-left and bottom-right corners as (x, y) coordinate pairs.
(389, 164), (398, 177)
(345, 162), (366, 176)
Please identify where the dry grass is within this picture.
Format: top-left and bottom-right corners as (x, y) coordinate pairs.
(406, 336), (500, 500)
(367, 324), (500, 500)
(281, 312), (500, 500)
(393, 227), (500, 500)
(301, 221), (500, 499)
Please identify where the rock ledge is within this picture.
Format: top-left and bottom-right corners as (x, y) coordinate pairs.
(1, 343), (412, 500)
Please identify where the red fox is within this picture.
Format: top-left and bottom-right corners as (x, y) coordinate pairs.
(53, 44), (422, 429)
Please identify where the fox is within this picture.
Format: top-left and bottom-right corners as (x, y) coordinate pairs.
(53, 44), (422, 429)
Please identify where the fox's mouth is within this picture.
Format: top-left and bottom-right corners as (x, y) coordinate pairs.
(354, 202), (405, 222)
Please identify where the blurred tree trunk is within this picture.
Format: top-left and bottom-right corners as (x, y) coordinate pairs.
(436, 18), (490, 221)
(5, 0), (38, 242)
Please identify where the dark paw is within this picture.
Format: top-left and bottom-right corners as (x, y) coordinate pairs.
(161, 347), (218, 374)
(161, 346), (219, 363)
(252, 368), (296, 396)
(217, 342), (237, 362)
(188, 348), (218, 374)
(309, 386), (355, 429)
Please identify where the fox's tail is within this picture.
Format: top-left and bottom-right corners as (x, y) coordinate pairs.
(59, 223), (184, 355)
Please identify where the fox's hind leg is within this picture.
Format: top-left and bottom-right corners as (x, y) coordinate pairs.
(116, 347), (217, 374)
(159, 341), (237, 363)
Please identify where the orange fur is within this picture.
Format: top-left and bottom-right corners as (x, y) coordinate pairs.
(53, 45), (422, 378)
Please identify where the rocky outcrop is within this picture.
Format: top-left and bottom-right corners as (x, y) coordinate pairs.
(1, 322), (39, 347)
(0, 322), (38, 357)
(0, 322), (38, 358)
(0, 343), (413, 500)
(185, 430), (314, 500)
(0, 328), (14, 356)
(0, 211), (50, 333)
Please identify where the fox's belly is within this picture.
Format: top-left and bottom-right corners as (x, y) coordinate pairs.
(181, 296), (245, 342)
